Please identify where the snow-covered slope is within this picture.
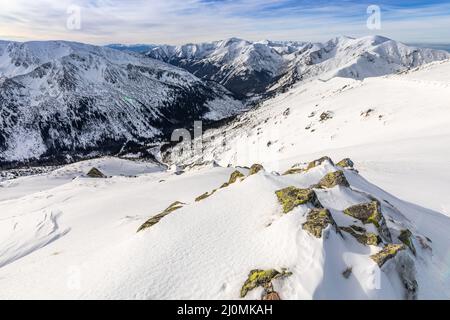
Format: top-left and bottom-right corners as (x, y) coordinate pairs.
(147, 36), (450, 97)
(0, 40), (243, 166)
(0, 155), (448, 299)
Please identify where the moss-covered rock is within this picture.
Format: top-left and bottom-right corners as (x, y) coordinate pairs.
(249, 164), (264, 175)
(240, 269), (292, 298)
(302, 208), (337, 238)
(137, 201), (185, 232)
(306, 156), (334, 171)
(398, 229), (416, 255)
(343, 201), (392, 242)
(316, 170), (350, 188)
(275, 187), (321, 213)
(87, 167), (107, 178)
(340, 225), (381, 245)
(336, 158), (355, 168)
(370, 244), (406, 267)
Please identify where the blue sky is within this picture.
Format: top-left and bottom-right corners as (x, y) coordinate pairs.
(0, 0), (449, 44)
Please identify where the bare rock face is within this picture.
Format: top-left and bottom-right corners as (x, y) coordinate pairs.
(340, 225), (381, 245)
(344, 201), (392, 242)
(275, 187), (322, 213)
(316, 170), (350, 188)
(306, 156), (334, 171)
(302, 208), (338, 238)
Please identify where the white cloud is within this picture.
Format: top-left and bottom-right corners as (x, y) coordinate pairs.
(0, 0), (449, 44)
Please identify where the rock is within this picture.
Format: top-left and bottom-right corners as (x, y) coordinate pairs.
(275, 187), (321, 213)
(302, 208), (337, 238)
(340, 225), (381, 245)
(319, 111), (333, 122)
(228, 170), (245, 184)
(316, 170), (350, 188)
(262, 292), (281, 300)
(137, 201), (185, 232)
(195, 191), (215, 202)
(306, 156), (334, 170)
(342, 267), (352, 279)
(396, 254), (418, 300)
(343, 201), (392, 242)
(336, 158), (354, 168)
(249, 164), (264, 175)
(86, 167), (107, 178)
(282, 167), (304, 176)
(240, 269), (292, 298)
(370, 244), (406, 267)
(398, 229), (416, 255)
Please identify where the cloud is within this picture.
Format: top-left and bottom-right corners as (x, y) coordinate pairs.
(0, 0), (449, 44)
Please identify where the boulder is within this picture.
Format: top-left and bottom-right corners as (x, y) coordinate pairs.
(340, 225), (381, 245)
(275, 187), (321, 213)
(302, 208), (337, 238)
(86, 167), (107, 178)
(342, 267), (352, 279)
(306, 156), (334, 171)
(228, 170), (245, 184)
(336, 158), (355, 168)
(370, 244), (406, 267)
(282, 167), (304, 176)
(344, 201), (392, 242)
(249, 164), (264, 175)
(316, 170), (350, 188)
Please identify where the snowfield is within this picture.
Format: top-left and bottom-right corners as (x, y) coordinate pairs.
(0, 41), (450, 300)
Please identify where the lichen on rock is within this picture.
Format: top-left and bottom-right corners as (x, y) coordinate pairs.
(316, 170), (350, 188)
(228, 170), (245, 184)
(240, 268), (292, 299)
(282, 167), (304, 176)
(137, 201), (185, 232)
(340, 225), (381, 245)
(370, 244), (406, 267)
(249, 164), (264, 175)
(302, 208), (337, 238)
(343, 201), (392, 242)
(87, 167), (107, 178)
(398, 229), (416, 255)
(336, 158), (355, 168)
(195, 191), (215, 202)
(275, 187), (322, 213)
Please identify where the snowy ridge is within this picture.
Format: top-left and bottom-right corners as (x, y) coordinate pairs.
(0, 40), (244, 165)
(146, 35), (450, 97)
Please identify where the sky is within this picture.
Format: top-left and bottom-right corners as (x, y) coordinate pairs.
(0, 0), (449, 45)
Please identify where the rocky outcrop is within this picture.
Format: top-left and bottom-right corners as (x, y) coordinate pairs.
(282, 167), (304, 176)
(228, 170), (245, 184)
(370, 244), (405, 267)
(302, 208), (338, 238)
(86, 167), (107, 178)
(240, 268), (292, 299)
(315, 170), (350, 188)
(275, 187), (321, 213)
(340, 225), (381, 245)
(344, 201), (392, 242)
(137, 201), (185, 232)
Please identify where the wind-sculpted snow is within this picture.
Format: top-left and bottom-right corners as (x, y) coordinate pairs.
(0, 40), (244, 165)
(0, 156), (448, 299)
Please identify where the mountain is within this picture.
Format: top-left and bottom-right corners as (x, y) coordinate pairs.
(106, 44), (158, 54)
(0, 40), (243, 166)
(146, 36), (450, 98)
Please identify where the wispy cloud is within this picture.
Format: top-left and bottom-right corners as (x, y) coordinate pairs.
(0, 0), (449, 44)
